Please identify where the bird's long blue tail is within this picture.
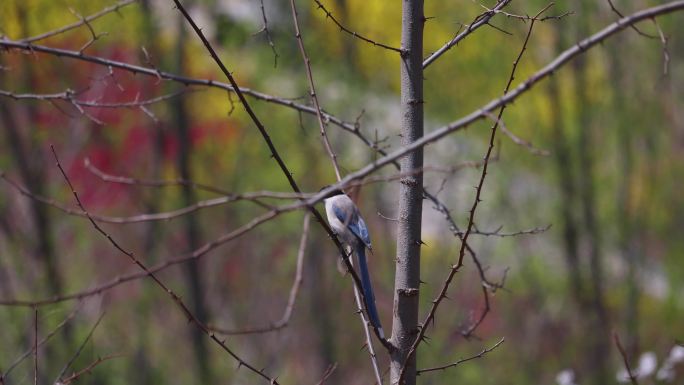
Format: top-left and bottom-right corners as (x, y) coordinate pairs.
(356, 245), (384, 339)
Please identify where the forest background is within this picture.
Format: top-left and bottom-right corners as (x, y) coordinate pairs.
(0, 0), (683, 385)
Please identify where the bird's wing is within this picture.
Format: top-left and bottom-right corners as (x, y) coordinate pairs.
(332, 204), (372, 249)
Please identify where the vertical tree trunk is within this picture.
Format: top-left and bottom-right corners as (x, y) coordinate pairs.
(548, 71), (585, 309)
(608, 32), (640, 358)
(128, 1), (166, 383)
(573, 2), (610, 380)
(172, 13), (212, 384)
(390, 2), (423, 385)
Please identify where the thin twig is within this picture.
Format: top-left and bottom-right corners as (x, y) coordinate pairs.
(58, 354), (123, 385)
(652, 18), (670, 76)
(0, 170), (303, 223)
(469, 224), (551, 238)
(168, 5), (389, 348)
(209, 214), (310, 335)
(416, 337), (505, 375)
(255, 0), (279, 67)
(0, 2), (679, 332)
(0, 89), (191, 123)
(483, 111), (550, 156)
(312, 0), (404, 54)
(423, 0), (512, 69)
(614, 332), (639, 385)
(55, 313), (106, 383)
(315, 363), (338, 385)
(0, 39), (361, 138)
(290, 0), (343, 181)
(49, 146), (281, 384)
(476, 2), (573, 22)
(85, 158), (293, 197)
(21, 0), (137, 43)
(1, 305), (80, 380)
(606, 0), (658, 38)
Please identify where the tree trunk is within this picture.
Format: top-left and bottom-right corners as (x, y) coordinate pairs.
(390, 1), (423, 385)
(172, 12), (212, 384)
(573, 2), (610, 380)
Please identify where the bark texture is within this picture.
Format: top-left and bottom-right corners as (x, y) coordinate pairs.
(390, 1), (424, 384)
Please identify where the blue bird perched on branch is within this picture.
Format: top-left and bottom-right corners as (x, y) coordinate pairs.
(323, 189), (384, 339)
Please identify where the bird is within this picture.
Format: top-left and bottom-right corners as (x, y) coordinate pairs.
(323, 188), (384, 339)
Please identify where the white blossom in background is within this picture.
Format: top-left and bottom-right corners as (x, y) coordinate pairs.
(556, 369), (578, 385)
(616, 352), (657, 383)
(656, 345), (684, 382)
(637, 352), (658, 377)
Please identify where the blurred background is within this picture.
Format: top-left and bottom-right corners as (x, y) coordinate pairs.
(0, 0), (683, 384)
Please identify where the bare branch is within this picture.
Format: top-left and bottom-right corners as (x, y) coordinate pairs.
(614, 332), (639, 385)
(255, 0), (279, 67)
(67, 7), (109, 54)
(399, 6), (543, 381)
(290, 0), (343, 181)
(315, 363), (338, 385)
(312, 0), (404, 54)
(653, 18), (670, 75)
(209, 214), (310, 335)
(469, 224), (551, 238)
(477, 2), (573, 22)
(483, 111), (550, 156)
(0, 89), (191, 124)
(55, 313), (105, 383)
(85, 158), (286, 197)
(0, 39), (361, 138)
(423, 0), (512, 69)
(1, 4), (680, 342)
(606, 0), (658, 38)
(49, 146), (281, 384)
(57, 354), (123, 385)
(21, 0), (137, 43)
(0, 169), (308, 223)
(168, 5), (389, 348)
(416, 337), (505, 375)
(1, 305), (80, 380)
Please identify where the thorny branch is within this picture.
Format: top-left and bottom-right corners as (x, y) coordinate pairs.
(416, 337), (505, 375)
(20, 0), (137, 43)
(606, 0), (669, 75)
(0, 39), (362, 137)
(423, 0), (512, 69)
(290, 0), (343, 181)
(84, 158), (234, 196)
(0, 89), (191, 123)
(312, 0), (404, 54)
(0, 304), (81, 381)
(172, 0), (392, 350)
(57, 355), (123, 385)
(2, 161), (507, 226)
(0, 0), (678, 314)
(476, 2), (573, 22)
(255, 0), (279, 67)
(49, 146), (282, 384)
(399, 5), (547, 382)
